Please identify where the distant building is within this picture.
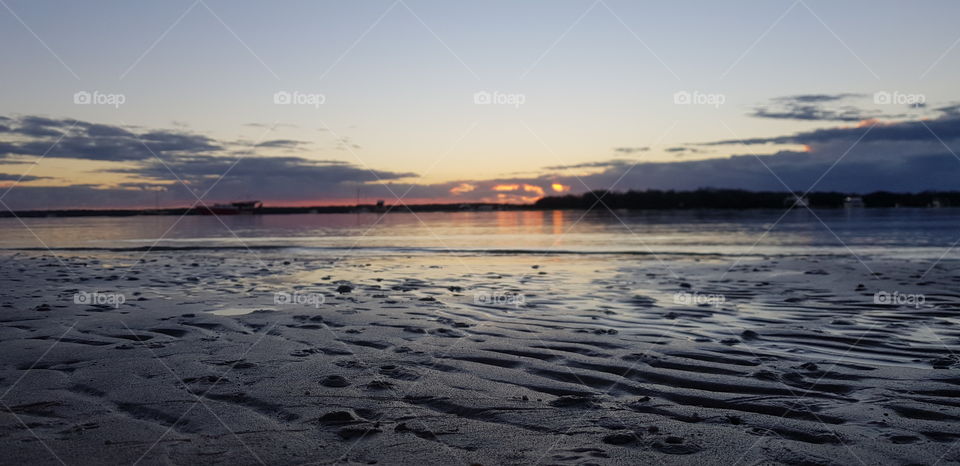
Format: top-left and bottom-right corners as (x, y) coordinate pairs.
(844, 196), (865, 208)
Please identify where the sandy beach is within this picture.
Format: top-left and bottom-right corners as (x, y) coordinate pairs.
(1, 248), (958, 465)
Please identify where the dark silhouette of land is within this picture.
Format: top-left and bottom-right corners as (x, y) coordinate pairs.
(534, 189), (960, 210)
(1, 189), (957, 218)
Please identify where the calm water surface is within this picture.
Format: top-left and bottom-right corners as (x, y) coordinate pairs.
(1, 208), (958, 259)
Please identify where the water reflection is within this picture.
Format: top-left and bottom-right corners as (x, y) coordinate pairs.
(0, 208), (957, 259)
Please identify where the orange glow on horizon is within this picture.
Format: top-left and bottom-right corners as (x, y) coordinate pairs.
(551, 183), (570, 192)
(487, 183), (548, 203)
(449, 183), (476, 195)
(522, 184), (545, 196)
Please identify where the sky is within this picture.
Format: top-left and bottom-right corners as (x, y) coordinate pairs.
(2, 0), (960, 209)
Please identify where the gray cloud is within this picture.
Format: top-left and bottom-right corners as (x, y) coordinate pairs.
(253, 139), (307, 149)
(0, 116), (420, 209)
(777, 93), (863, 103)
(117, 155), (414, 186)
(538, 113), (960, 193)
(0, 116), (221, 161)
(0, 173), (47, 182)
(3, 113), (960, 210)
(752, 105), (876, 122)
(704, 112), (960, 147)
(613, 147), (648, 154)
(542, 149), (960, 194)
(544, 159), (639, 170)
(750, 93), (878, 122)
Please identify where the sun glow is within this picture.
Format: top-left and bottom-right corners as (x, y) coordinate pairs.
(449, 183), (476, 195)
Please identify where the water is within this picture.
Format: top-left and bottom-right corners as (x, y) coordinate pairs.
(1, 208), (958, 259)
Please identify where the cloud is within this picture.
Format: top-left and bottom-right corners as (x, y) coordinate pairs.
(665, 146), (701, 153)
(613, 147), (648, 154)
(704, 112), (960, 148)
(776, 93), (863, 103)
(935, 103), (960, 116)
(253, 139), (306, 149)
(0, 116), (418, 209)
(0, 116), (221, 162)
(3, 113), (960, 210)
(544, 159), (638, 170)
(118, 155), (414, 186)
(536, 149), (960, 194)
(752, 105), (875, 122)
(749, 93), (880, 122)
(0, 173), (47, 182)
(244, 122), (298, 129)
(531, 114), (960, 194)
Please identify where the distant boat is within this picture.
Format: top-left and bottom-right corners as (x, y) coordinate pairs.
(199, 201), (262, 215)
(843, 196), (865, 208)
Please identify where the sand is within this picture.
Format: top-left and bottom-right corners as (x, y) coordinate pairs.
(1, 250), (959, 465)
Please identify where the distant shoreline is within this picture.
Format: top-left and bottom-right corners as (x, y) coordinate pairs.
(2, 189), (959, 218)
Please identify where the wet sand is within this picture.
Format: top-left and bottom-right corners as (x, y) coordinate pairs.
(1, 250), (959, 465)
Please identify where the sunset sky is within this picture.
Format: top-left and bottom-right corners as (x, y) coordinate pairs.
(2, 0), (960, 209)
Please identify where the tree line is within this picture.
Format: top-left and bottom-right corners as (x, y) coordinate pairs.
(534, 189), (960, 209)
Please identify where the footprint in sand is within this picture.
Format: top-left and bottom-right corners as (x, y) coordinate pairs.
(320, 375), (350, 387)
